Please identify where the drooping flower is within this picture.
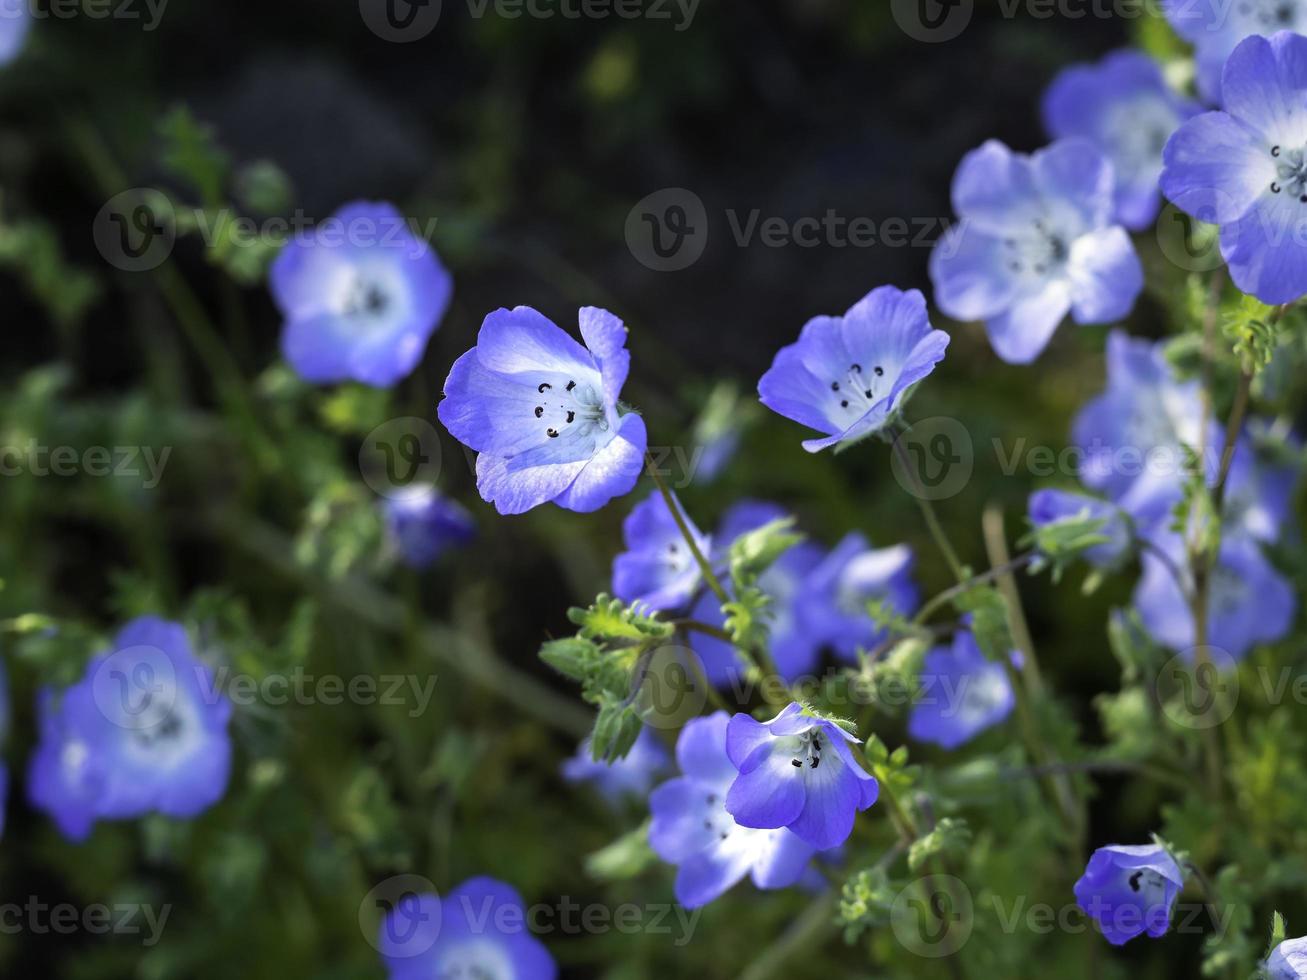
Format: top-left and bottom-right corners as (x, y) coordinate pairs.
(1266, 935), (1307, 978)
(1162, 0), (1307, 103)
(381, 484), (475, 569)
(611, 490), (710, 610)
(1028, 488), (1132, 570)
(1073, 843), (1185, 946)
(270, 201), (452, 387)
(438, 306), (647, 515)
(757, 285), (949, 452)
(1161, 32), (1307, 305)
(561, 726), (669, 803)
(378, 877), (556, 980)
(930, 139), (1144, 364)
(907, 632), (1015, 750)
(27, 616), (233, 839)
(648, 713), (819, 908)
(687, 501), (827, 685)
(794, 532), (918, 663)
(724, 703), (878, 850)
(1042, 50), (1200, 229)
(1134, 529), (1295, 659)
(0, 0), (30, 65)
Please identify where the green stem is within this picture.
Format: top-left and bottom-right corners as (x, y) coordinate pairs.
(645, 460), (730, 604)
(911, 552), (1036, 627)
(890, 428), (966, 582)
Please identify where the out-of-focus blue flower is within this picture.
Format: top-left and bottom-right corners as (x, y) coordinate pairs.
(1028, 488), (1132, 570)
(27, 617), (233, 840)
(687, 501), (827, 685)
(1073, 843), (1184, 946)
(758, 286), (949, 452)
(1162, 1), (1307, 103)
(649, 713), (819, 908)
(907, 632), (1015, 750)
(1072, 330), (1209, 525)
(1267, 935), (1307, 978)
(1134, 530), (1295, 659)
(1224, 433), (1300, 544)
(439, 306), (647, 515)
(1042, 50), (1200, 229)
(1161, 32), (1307, 304)
(611, 491), (710, 611)
(561, 726), (669, 803)
(794, 532), (918, 663)
(381, 484), (475, 569)
(724, 703), (878, 850)
(379, 877), (556, 980)
(931, 139), (1143, 364)
(270, 201), (452, 387)
(0, 0), (29, 65)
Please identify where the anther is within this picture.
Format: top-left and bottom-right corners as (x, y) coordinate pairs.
(547, 428), (559, 438)
(538, 382), (552, 393)
(566, 380), (576, 391)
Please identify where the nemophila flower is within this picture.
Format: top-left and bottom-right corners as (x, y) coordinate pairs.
(1163, 0), (1307, 103)
(1134, 530), (1295, 659)
(1072, 330), (1209, 525)
(1161, 32), (1307, 304)
(1028, 488), (1132, 570)
(687, 501), (827, 685)
(724, 703), (878, 850)
(649, 713), (819, 908)
(379, 877), (556, 980)
(794, 532), (918, 663)
(28, 616), (233, 839)
(1042, 50), (1200, 230)
(271, 201), (452, 387)
(561, 726), (669, 803)
(439, 306), (647, 515)
(930, 139), (1144, 364)
(381, 484), (475, 569)
(1223, 432), (1300, 543)
(0, 0), (30, 65)
(1073, 843), (1184, 946)
(908, 632), (1015, 750)
(757, 285), (949, 452)
(1267, 935), (1307, 978)
(611, 491), (710, 610)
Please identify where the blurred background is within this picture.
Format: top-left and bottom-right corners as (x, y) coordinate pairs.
(0, 1), (1268, 977)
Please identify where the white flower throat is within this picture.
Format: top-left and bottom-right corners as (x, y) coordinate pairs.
(531, 375), (608, 442)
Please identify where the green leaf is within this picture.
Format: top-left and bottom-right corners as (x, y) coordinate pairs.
(584, 821), (657, 882)
(907, 817), (972, 873)
(158, 106), (232, 207)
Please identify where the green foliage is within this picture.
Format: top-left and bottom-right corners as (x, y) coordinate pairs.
(1024, 510), (1111, 583)
(908, 817), (971, 873)
(0, 213), (100, 327)
(838, 865), (896, 943)
(1223, 295), (1285, 374)
(951, 585), (1013, 662)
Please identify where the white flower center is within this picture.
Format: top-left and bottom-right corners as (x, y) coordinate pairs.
(828, 362), (887, 423)
(436, 938), (516, 980)
(531, 375), (609, 442)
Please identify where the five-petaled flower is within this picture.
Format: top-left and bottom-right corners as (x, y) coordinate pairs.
(270, 200), (452, 387)
(1042, 49), (1200, 230)
(381, 483), (475, 569)
(1161, 32), (1307, 305)
(724, 703), (878, 850)
(1162, 0), (1307, 103)
(758, 285), (949, 452)
(1073, 843), (1185, 946)
(907, 631), (1016, 750)
(931, 139), (1144, 364)
(378, 877), (556, 980)
(439, 306), (648, 515)
(611, 490), (710, 610)
(1267, 934), (1307, 979)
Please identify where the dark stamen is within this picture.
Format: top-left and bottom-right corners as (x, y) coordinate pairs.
(547, 428), (559, 438)
(534, 406), (544, 418)
(538, 382), (552, 393)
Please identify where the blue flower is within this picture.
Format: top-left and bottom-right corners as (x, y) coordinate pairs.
(270, 201), (452, 387)
(1161, 32), (1307, 304)
(907, 632), (1015, 750)
(758, 286), (949, 452)
(1162, 1), (1307, 103)
(931, 139), (1144, 364)
(0, 0), (30, 65)
(439, 306), (648, 515)
(687, 501), (827, 685)
(649, 713), (819, 908)
(1134, 530), (1295, 659)
(1028, 488), (1132, 570)
(27, 616), (233, 840)
(379, 877), (556, 980)
(561, 726), (669, 803)
(611, 490), (710, 610)
(1267, 935), (1307, 978)
(381, 484), (475, 569)
(1224, 431), (1300, 543)
(1042, 50), (1201, 229)
(724, 703), (878, 850)
(794, 532), (918, 663)
(1073, 843), (1184, 946)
